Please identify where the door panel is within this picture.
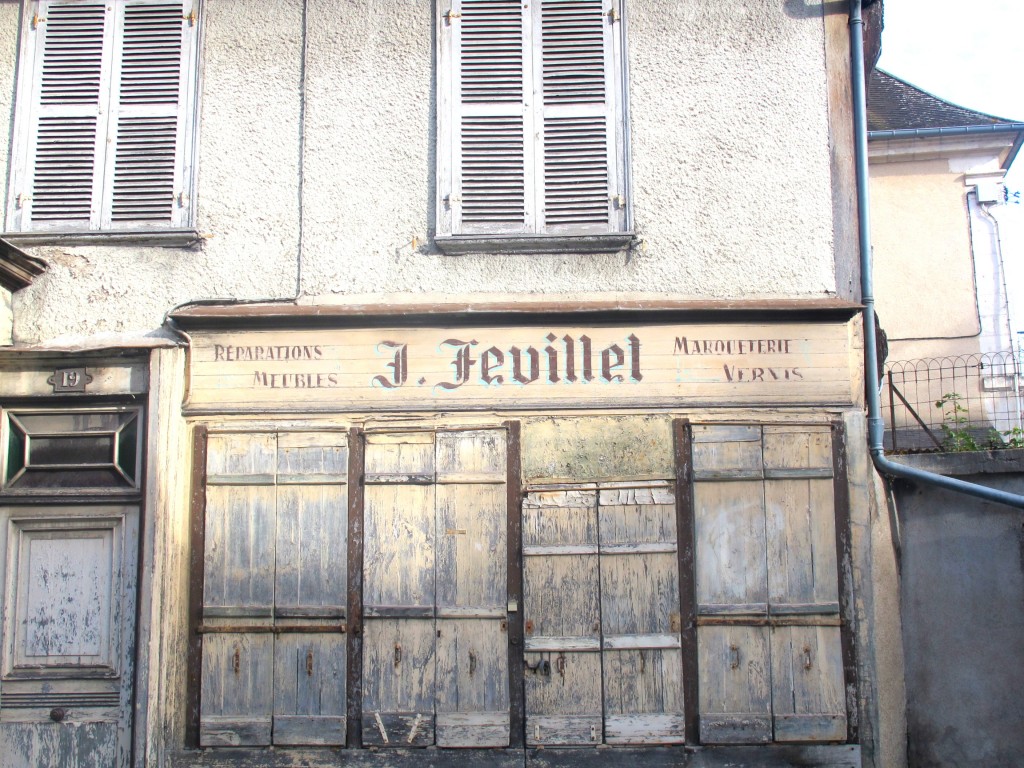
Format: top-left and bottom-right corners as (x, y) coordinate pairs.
(0, 506), (139, 768)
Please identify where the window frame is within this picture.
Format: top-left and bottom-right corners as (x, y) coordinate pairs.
(5, 0), (202, 244)
(434, 0), (633, 254)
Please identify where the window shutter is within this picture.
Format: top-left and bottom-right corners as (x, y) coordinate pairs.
(441, 0), (624, 238)
(200, 433), (277, 747)
(538, 0), (619, 232)
(20, 1), (111, 229)
(104, 1), (191, 227)
(762, 427), (846, 743)
(449, 0), (531, 234)
(692, 425), (772, 745)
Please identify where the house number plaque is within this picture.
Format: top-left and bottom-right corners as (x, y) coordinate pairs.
(48, 367), (93, 393)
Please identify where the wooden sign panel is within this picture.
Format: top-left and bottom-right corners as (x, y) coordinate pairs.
(185, 321), (859, 413)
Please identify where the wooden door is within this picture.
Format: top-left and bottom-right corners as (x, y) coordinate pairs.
(362, 429), (509, 748)
(0, 505), (139, 768)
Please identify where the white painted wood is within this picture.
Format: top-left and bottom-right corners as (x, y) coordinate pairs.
(0, 505), (139, 768)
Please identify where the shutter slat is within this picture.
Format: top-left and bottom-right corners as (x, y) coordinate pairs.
(461, 116), (526, 225)
(39, 3), (105, 105)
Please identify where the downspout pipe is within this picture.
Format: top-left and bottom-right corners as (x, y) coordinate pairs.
(849, 0), (1024, 510)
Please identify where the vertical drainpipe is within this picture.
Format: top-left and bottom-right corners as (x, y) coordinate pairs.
(849, 0), (1024, 510)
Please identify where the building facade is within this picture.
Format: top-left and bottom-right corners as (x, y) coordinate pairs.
(0, 2), (902, 767)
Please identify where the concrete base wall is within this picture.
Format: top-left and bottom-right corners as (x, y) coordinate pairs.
(890, 450), (1024, 768)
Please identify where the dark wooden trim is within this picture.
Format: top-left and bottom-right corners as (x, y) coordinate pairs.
(168, 298), (863, 331)
(184, 424), (208, 749)
(167, 744), (862, 768)
(346, 427), (365, 749)
(0, 236), (46, 291)
(505, 420), (525, 749)
(673, 418), (699, 745)
(831, 420), (859, 744)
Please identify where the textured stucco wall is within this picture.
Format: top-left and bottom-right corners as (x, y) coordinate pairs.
(7, 0), (838, 344)
(871, 159), (981, 362)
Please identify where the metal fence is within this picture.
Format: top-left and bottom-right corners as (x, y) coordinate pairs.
(883, 351), (1024, 452)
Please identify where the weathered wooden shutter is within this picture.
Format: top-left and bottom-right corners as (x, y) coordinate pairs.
(362, 433), (438, 747)
(104, 1), (191, 227)
(14, 0), (193, 231)
(538, 0), (619, 232)
(762, 427), (846, 742)
(21, 1), (110, 229)
(434, 430), (510, 746)
(442, 0), (623, 236)
(693, 425), (772, 745)
(599, 486), (684, 744)
(524, 483), (684, 745)
(523, 489), (603, 745)
(692, 425), (846, 745)
(362, 429), (511, 748)
(201, 433), (277, 746)
(271, 433), (349, 745)
(200, 432), (349, 747)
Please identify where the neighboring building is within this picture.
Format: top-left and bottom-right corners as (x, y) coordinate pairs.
(868, 70), (1024, 447)
(0, 3), (902, 768)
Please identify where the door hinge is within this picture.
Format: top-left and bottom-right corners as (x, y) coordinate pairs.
(444, 9), (462, 23)
(607, 7), (620, 22)
(183, 9), (196, 26)
(176, 191), (189, 207)
(611, 193), (625, 208)
(445, 194), (462, 207)
(17, 193), (31, 208)
(32, 13), (45, 29)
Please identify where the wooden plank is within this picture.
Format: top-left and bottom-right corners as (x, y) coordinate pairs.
(364, 433), (435, 476)
(435, 483), (506, 612)
(604, 649), (685, 744)
(524, 651), (603, 746)
(205, 433), (276, 481)
(185, 425), (208, 748)
(697, 625), (771, 745)
(693, 480), (768, 612)
(435, 618), (510, 747)
(272, 634), (347, 745)
(361, 619), (436, 747)
(674, 419), (699, 745)
(276, 431), (349, 485)
(360, 712), (435, 748)
(831, 422), (858, 744)
(346, 428), (365, 748)
(524, 637), (602, 652)
(199, 633), (273, 746)
(203, 485), (275, 612)
(770, 626), (846, 743)
(505, 420), (525, 750)
(436, 429), (506, 480)
(363, 483), (435, 609)
(275, 484), (347, 612)
(602, 634), (681, 650)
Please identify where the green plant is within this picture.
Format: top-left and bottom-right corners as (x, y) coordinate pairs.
(934, 393), (979, 452)
(1001, 426), (1024, 449)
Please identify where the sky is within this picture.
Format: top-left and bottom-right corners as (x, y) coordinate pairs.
(877, 0), (1024, 189)
(877, 0), (1024, 351)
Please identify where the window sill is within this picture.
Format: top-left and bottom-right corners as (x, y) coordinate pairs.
(2, 228), (203, 248)
(435, 232), (635, 255)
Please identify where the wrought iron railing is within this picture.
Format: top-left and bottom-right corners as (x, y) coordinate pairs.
(883, 351), (1024, 452)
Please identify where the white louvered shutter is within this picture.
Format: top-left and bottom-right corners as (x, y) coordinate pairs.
(103, 1), (191, 228)
(20, 2), (111, 229)
(11, 0), (195, 232)
(537, 0), (619, 233)
(441, 0), (624, 237)
(449, 0), (532, 235)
